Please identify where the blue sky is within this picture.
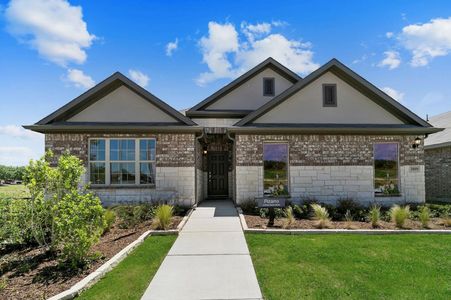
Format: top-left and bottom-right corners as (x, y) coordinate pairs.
(1, 0), (451, 165)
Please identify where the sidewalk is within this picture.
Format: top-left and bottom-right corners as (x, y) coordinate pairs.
(141, 200), (262, 300)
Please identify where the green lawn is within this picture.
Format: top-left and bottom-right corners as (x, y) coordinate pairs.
(0, 184), (29, 200)
(78, 235), (176, 300)
(246, 234), (451, 300)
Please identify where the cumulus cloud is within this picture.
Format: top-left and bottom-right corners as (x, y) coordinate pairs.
(378, 50), (401, 69)
(0, 146), (39, 166)
(5, 0), (95, 66)
(166, 38), (178, 56)
(128, 69), (150, 88)
(196, 21), (319, 86)
(399, 17), (451, 66)
(382, 87), (405, 102)
(386, 32), (394, 38)
(0, 125), (41, 139)
(66, 69), (95, 89)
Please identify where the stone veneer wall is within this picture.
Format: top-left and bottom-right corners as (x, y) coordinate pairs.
(425, 146), (451, 202)
(235, 134), (425, 205)
(45, 133), (196, 207)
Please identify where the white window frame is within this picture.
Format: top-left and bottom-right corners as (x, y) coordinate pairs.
(88, 137), (156, 187)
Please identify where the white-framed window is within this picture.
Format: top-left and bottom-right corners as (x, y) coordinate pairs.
(88, 138), (156, 186)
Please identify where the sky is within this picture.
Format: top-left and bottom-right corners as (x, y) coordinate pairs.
(1, 0), (451, 165)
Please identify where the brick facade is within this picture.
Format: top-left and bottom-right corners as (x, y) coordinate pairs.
(45, 133), (196, 167)
(235, 134), (423, 166)
(425, 146), (451, 202)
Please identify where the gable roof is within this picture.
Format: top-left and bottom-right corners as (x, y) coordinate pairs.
(235, 58), (433, 129)
(425, 111), (451, 149)
(186, 57), (301, 118)
(32, 72), (196, 127)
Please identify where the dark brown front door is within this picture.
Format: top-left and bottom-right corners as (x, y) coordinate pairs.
(207, 151), (228, 197)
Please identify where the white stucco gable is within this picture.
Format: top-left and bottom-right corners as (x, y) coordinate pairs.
(68, 85), (178, 123)
(253, 71), (404, 125)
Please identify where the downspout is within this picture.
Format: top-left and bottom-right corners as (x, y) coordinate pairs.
(227, 130), (236, 205)
(194, 129), (206, 206)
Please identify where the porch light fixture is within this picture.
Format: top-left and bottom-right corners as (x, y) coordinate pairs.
(203, 146), (208, 155)
(412, 137), (421, 149)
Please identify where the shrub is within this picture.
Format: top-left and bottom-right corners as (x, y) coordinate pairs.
(368, 205), (381, 228)
(310, 203), (331, 229)
(153, 204), (173, 230)
(418, 206), (430, 228)
(259, 207), (284, 219)
(390, 205), (410, 228)
(442, 214), (451, 227)
(283, 206), (295, 229)
(240, 199), (258, 215)
(103, 209), (116, 234)
(21, 151), (106, 267)
(336, 198), (365, 221)
(291, 204), (305, 219)
(344, 210), (353, 222)
(0, 198), (33, 245)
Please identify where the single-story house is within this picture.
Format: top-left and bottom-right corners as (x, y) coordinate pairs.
(425, 111), (451, 202)
(24, 58), (442, 207)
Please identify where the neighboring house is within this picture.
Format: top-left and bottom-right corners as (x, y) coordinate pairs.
(24, 58), (442, 207)
(425, 111), (451, 202)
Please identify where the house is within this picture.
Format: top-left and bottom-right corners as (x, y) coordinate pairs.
(425, 111), (451, 203)
(24, 58), (442, 207)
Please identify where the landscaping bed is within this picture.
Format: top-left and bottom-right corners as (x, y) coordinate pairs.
(0, 207), (183, 300)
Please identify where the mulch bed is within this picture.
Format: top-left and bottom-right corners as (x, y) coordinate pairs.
(244, 215), (450, 230)
(0, 216), (182, 300)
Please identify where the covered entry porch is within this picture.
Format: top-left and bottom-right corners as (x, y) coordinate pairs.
(196, 128), (235, 203)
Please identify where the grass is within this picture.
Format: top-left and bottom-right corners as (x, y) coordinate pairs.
(78, 235), (176, 300)
(246, 234), (451, 300)
(0, 184), (29, 200)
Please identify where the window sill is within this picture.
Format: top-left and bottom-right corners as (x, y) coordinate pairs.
(90, 184), (156, 189)
(375, 194), (402, 198)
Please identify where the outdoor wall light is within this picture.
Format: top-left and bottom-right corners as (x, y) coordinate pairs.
(203, 146), (208, 155)
(412, 137), (422, 149)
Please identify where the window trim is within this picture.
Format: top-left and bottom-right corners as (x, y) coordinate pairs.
(263, 77), (275, 97)
(322, 83), (337, 107)
(88, 137), (156, 187)
(373, 142), (401, 197)
(262, 141), (290, 197)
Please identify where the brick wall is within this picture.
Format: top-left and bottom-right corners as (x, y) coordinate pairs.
(235, 134), (425, 205)
(45, 133), (196, 206)
(425, 146), (451, 202)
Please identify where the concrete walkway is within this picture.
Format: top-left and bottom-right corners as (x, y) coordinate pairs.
(141, 200), (262, 300)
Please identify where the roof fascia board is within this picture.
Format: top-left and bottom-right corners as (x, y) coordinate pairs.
(424, 141), (451, 150)
(23, 124), (203, 134)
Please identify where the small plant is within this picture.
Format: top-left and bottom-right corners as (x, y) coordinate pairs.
(103, 209), (116, 234)
(344, 210), (355, 229)
(368, 205), (381, 228)
(442, 214), (451, 227)
(153, 204), (173, 230)
(283, 206), (295, 229)
(418, 206), (430, 228)
(0, 278), (7, 292)
(240, 199), (258, 215)
(310, 203), (331, 229)
(390, 205), (410, 228)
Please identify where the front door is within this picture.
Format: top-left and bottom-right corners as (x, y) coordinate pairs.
(207, 151), (228, 198)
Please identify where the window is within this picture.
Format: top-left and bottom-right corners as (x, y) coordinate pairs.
(323, 84), (337, 107)
(374, 143), (399, 195)
(263, 77), (275, 96)
(263, 143), (289, 196)
(139, 139), (156, 184)
(89, 139), (105, 184)
(88, 138), (156, 186)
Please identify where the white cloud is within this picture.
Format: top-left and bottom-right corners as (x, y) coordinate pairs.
(66, 69), (95, 89)
(386, 32), (394, 38)
(399, 17), (451, 66)
(382, 87), (405, 102)
(0, 125), (41, 139)
(5, 0), (95, 66)
(196, 21), (319, 86)
(378, 50), (401, 70)
(128, 69), (150, 88)
(166, 38), (178, 56)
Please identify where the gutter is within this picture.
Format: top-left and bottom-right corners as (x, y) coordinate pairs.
(23, 124), (204, 133)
